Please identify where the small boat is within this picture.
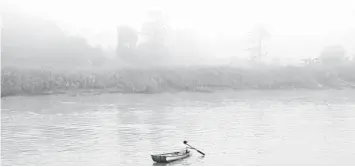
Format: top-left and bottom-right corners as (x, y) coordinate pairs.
(151, 150), (191, 163)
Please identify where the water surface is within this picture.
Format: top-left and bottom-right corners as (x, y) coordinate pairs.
(2, 90), (355, 165)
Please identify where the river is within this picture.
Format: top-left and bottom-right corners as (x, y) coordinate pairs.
(1, 90), (355, 165)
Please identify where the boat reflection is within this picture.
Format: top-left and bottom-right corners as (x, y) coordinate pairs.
(152, 154), (204, 166)
(152, 162), (168, 166)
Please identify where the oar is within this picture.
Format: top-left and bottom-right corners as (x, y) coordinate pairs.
(183, 141), (205, 156)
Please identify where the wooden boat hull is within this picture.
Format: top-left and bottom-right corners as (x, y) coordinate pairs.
(151, 150), (190, 163)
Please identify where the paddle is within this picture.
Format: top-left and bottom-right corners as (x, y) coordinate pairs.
(183, 141), (205, 156)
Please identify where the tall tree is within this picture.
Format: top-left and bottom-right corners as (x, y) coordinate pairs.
(137, 10), (172, 61)
(116, 25), (138, 59)
(2, 12), (106, 68)
(246, 25), (270, 61)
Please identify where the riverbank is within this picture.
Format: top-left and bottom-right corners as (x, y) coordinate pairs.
(2, 65), (355, 98)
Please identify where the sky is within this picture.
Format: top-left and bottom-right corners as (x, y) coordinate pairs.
(1, 0), (355, 58)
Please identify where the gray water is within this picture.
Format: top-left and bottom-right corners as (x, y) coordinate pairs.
(2, 90), (355, 165)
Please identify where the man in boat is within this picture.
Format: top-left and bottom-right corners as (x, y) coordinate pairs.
(178, 148), (188, 155)
(178, 145), (191, 155)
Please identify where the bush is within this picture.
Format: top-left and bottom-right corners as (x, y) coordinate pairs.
(2, 63), (355, 97)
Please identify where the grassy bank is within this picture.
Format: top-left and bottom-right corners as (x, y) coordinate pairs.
(2, 64), (355, 98)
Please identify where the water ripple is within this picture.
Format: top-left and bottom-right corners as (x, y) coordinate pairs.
(2, 91), (355, 165)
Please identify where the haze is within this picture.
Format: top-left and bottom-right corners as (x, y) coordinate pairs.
(1, 0), (355, 65)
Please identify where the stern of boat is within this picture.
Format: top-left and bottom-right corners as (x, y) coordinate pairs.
(151, 155), (167, 163)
